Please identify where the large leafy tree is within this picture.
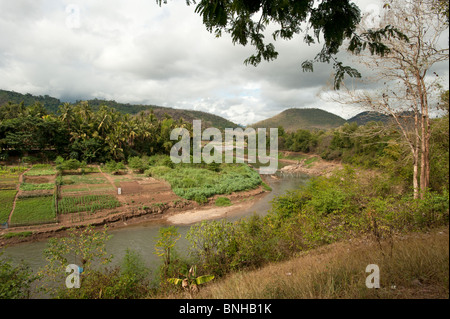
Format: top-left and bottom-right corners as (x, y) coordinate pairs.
(158, 0), (407, 89)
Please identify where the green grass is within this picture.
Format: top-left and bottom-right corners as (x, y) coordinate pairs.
(19, 183), (54, 191)
(58, 195), (121, 214)
(1, 231), (33, 239)
(278, 153), (307, 161)
(304, 157), (319, 167)
(261, 182), (272, 191)
(215, 197), (232, 207)
(0, 190), (17, 224)
(146, 162), (262, 203)
(10, 196), (55, 225)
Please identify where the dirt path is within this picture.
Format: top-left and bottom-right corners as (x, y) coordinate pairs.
(7, 168), (30, 225)
(97, 165), (127, 205)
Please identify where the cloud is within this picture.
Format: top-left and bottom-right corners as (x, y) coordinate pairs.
(0, 0), (448, 125)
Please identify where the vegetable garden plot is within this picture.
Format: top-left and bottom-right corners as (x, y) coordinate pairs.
(58, 194), (121, 214)
(60, 183), (115, 195)
(61, 173), (108, 185)
(24, 164), (56, 176)
(0, 172), (20, 190)
(10, 195), (56, 226)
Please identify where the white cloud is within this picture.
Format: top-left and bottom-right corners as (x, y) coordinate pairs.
(0, 0), (448, 125)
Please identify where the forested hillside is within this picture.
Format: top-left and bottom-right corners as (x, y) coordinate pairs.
(0, 89), (238, 130)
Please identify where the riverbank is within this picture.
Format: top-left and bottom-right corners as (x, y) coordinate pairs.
(0, 182), (269, 248)
(0, 153), (341, 248)
(278, 151), (342, 177)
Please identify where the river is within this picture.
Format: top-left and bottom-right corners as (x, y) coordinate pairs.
(1, 170), (310, 275)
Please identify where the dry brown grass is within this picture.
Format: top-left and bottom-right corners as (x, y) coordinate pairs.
(162, 227), (449, 299)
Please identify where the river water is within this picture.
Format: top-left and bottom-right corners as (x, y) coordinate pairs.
(2, 170), (309, 274)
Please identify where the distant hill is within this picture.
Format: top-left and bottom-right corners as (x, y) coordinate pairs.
(250, 108), (347, 132)
(347, 111), (392, 125)
(0, 89), (62, 113)
(0, 89), (238, 130)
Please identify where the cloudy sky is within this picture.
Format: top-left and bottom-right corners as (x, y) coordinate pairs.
(0, 0), (448, 125)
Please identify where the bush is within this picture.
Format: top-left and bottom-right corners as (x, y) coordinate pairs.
(128, 156), (148, 173)
(0, 252), (36, 299)
(56, 158), (85, 172)
(186, 220), (236, 276)
(104, 160), (126, 174)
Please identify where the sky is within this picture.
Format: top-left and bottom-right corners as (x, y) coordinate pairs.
(0, 0), (448, 125)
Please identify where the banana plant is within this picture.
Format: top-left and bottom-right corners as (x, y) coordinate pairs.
(167, 265), (214, 297)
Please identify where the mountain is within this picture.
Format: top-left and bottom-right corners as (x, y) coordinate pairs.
(250, 108), (347, 132)
(347, 111), (392, 126)
(0, 89), (238, 130)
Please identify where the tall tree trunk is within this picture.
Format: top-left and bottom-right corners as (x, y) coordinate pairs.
(413, 111), (420, 199)
(418, 75), (430, 199)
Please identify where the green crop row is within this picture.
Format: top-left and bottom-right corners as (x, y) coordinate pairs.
(19, 183), (55, 191)
(58, 194), (121, 214)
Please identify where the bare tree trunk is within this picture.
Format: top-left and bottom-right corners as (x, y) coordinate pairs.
(413, 112), (420, 199)
(418, 75), (430, 198)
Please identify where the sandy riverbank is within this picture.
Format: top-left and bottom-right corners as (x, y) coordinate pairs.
(0, 184), (269, 248)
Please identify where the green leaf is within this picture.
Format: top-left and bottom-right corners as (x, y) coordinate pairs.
(195, 275), (214, 285)
(167, 278), (183, 285)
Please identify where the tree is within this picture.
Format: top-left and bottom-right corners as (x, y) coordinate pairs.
(154, 226), (181, 277)
(333, 0), (449, 198)
(0, 250), (37, 299)
(158, 0), (407, 89)
(38, 226), (112, 297)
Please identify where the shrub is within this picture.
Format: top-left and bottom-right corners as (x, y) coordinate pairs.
(128, 156), (148, 173)
(186, 220), (237, 276)
(56, 158), (85, 172)
(104, 161), (126, 174)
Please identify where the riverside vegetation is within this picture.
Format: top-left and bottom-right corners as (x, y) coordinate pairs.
(0, 93), (449, 298)
(0, 109), (448, 298)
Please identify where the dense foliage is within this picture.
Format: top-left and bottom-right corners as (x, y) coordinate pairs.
(280, 115), (449, 193)
(0, 101), (186, 163)
(184, 166), (449, 278)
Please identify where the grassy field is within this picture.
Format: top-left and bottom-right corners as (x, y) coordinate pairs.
(177, 229), (449, 299)
(0, 190), (17, 224)
(10, 195), (56, 226)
